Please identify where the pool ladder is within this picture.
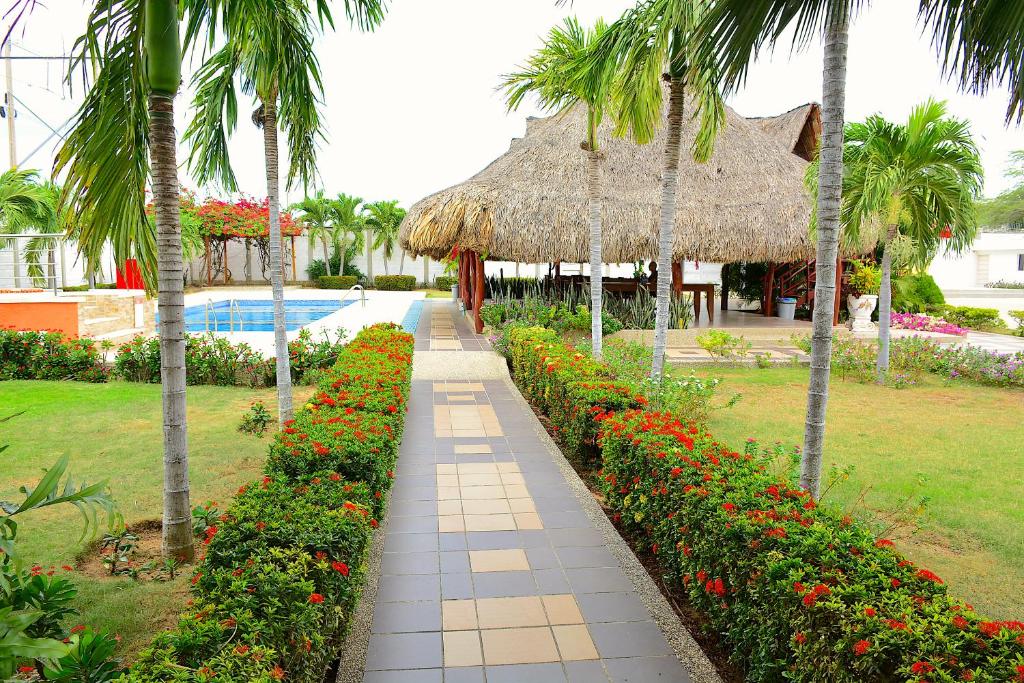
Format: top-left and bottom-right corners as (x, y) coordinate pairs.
(341, 284), (367, 308)
(204, 298), (244, 332)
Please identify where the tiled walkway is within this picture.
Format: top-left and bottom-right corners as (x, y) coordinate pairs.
(356, 303), (697, 683)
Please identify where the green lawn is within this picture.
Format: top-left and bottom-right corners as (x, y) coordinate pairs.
(693, 366), (1024, 619)
(0, 380), (312, 657)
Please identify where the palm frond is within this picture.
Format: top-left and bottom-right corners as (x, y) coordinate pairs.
(184, 43), (242, 192)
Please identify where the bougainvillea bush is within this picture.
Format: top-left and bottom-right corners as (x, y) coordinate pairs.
(125, 324), (413, 682)
(508, 327), (1024, 682)
(0, 329), (107, 382)
(890, 312), (967, 336)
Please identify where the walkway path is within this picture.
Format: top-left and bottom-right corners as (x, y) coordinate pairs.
(343, 302), (718, 683)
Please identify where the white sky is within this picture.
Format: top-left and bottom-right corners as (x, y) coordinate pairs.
(5, 0), (1023, 210)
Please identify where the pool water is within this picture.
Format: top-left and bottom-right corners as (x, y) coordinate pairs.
(183, 299), (352, 332)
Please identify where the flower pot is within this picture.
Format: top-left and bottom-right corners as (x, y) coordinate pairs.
(846, 294), (878, 332)
(451, 284), (459, 301)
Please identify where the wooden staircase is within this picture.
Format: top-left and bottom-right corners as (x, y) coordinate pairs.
(763, 258), (846, 324)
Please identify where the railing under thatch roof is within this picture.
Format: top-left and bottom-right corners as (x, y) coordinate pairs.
(400, 97), (823, 265)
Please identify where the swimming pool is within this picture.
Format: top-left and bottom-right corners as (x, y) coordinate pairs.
(183, 299), (353, 332)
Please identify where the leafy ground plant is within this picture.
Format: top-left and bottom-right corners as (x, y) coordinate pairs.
(238, 401), (273, 437)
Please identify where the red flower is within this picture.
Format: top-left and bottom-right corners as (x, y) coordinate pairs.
(911, 662), (934, 674)
(794, 632), (806, 645)
(308, 593), (325, 604)
(332, 561), (350, 576)
(916, 568), (943, 584)
(864, 607), (876, 617)
(852, 639), (871, 656)
(890, 578), (901, 588)
(952, 615), (968, 629)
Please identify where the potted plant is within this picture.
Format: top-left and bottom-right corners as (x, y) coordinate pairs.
(846, 259), (881, 332)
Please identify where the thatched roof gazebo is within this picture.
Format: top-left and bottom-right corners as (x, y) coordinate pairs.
(400, 98), (834, 331)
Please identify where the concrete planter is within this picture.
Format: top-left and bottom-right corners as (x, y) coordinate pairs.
(847, 294), (878, 332)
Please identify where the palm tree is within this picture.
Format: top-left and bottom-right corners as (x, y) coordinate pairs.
(292, 190), (338, 276)
(184, 1), (386, 424)
(53, 0), (194, 560)
(332, 193), (366, 278)
(22, 180), (64, 287)
(0, 169), (52, 288)
(364, 199), (406, 275)
(502, 17), (614, 358)
(827, 99), (982, 379)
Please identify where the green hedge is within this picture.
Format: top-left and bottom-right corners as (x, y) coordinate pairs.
(124, 324), (414, 682)
(507, 326), (1024, 682)
(373, 275), (416, 291)
(0, 329), (107, 382)
(317, 275), (359, 289)
(435, 275), (457, 290)
(928, 304), (1005, 329)
(892, 273), (945, 313)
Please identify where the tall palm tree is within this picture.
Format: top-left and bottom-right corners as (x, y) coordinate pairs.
(364, 199), (406, 275)
(54, 0), (195, 560)
(332, 192), (365, 278)
(0, 169), (52, 288)
(22, 180), (64, 287)
(292, 190), (338, 276)
(502, 17), (614, 358)
(593, 0), (725, 376)
(184, 0), (386, 424)
(828, 99), (982, 379)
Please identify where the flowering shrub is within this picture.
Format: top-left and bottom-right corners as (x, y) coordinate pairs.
(508, 328), (1024, 682)
(125, 324), (413, 682)
(188, 196), (302, 239)
(890, 312), (967, 336)
(0, 329), (107, 382)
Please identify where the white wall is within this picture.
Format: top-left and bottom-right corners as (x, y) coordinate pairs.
(929, 232), (1024, 289)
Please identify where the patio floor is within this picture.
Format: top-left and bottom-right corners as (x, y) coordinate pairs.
(347, 302), (711, 683)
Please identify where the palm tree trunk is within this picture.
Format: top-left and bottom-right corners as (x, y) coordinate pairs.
(876, 224), (898, 381)
(366, 231), (374, 282)
(800, 10), (849, 498)
(587, 147), (603, 358)
(321, 235), (332, 276)
(650, 77), (685, 379)
(262, 95), (293, 424)
(150, 91), (194, 561)
(340, 233), (348, 277)
(399, 249), (405, 275)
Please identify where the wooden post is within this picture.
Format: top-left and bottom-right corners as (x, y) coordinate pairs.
(764, 263), (776, 317)
(205, 235), (212, 286)
(833, 256), (843, 326)
(290, 236), (297, 282)
(474, 252), (485, 334)
(223, 240), (229, 284)
(671, 261), (683, 294)
(461, 251), (472, 311)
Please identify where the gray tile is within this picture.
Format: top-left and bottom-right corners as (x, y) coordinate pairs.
(381, 551), (440, 576)
(439, 550), (470, 574)
(442, 667), (485, 683)
(439, 533), (468, 551)
(540, 511), (592, 529)
(466, 531), (519, 550)
(441, 572), (474, 600)
(390, 500), (437, 517)
(565, 661), (611, 682)
(392, 486), (438, 501)
(603, 656), (690, 682)
(533, 568), (571, 594)
(547, 528), (604, 547)
(556, 546), (618, 569)
(365, 632), (443, 670)
(385, 533), (439, 553)
(472, 571), (538, 598)
(371, 601), (441, 634)
(364, 669), (443, 683)
(565, 567), (633, 594)
(378, 574), (441, 602)
(388, 516), (440, 534)
(485, 663), (567, 683)
(589, 622), (673, 659)
(392, 474), (437, 489)
(577, 592), (651, 623)
(525, 546), (559, 569)
(518, 530), (553, 548)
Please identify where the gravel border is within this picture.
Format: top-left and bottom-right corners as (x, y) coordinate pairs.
(500, 376), (723, 683)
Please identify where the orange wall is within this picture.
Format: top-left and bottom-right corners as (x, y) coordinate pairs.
(0, 302), (79, 337)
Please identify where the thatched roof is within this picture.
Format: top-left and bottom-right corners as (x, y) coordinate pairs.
(750, 103), (821, 161)
(400, 97), (823, 264)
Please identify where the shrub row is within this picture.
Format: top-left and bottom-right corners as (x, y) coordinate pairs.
(434, 275), (457, 291)
(316, 275), (358, 289)
(373, 275), (417, 291)
(507, 326), (1024, 683)
(123, 323), (413, 682)
(0, 328), (108, 382)
(928, 304), (1005, 330)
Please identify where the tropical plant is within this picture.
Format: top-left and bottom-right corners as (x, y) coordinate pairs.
(846, 259), (881, 298)
(51, 0), (195, 559)
(0, 169), (54, 289)
(590, 1), (725, 376)
(364, 200), (407, 275)
(332, 193), (367, 278)
(502, 17), (614, 359)
(184, 1), (386, 425)
(829, 100), (982, 381)
(292, 191), (340, 276)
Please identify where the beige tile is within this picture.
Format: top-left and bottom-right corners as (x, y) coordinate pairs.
(503, 484), (530, 499)
(437, 500), (463, 516)
(495, 462), (520, 473)
(435, 430), (453, 438)
(437, 486), (461, 500)
(461, 499), (511, 515)
(458, 383), (485, 392)
(448, 394), (475, 402)
(438, 515), (466, 533)
(433, 382), (447, 392)
(499, 472), (526, 486)
(541, 595), (584, 625)
(464, 514), (516, 532)
(436, 464), (458, 475)
(459, 473), (502, 486)
(508, 498), (536, 513)
(469, 549), (530, 573)
(453, 429), (486, 438)
(514, 512), (544, 530)
(476, 597), (547, 629)
(454, 444), (493, 454)
(460, 485), (505, 500)
(481, 627), (560, 665)
(443, 631), (483, 667)
(436, 474), (460, 487)
(457, 463), (499, 474)
(442, 600), (478, 630)
(552, 625), (599, 661)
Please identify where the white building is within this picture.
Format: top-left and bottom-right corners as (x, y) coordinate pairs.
(929, 230), (1024, 289)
